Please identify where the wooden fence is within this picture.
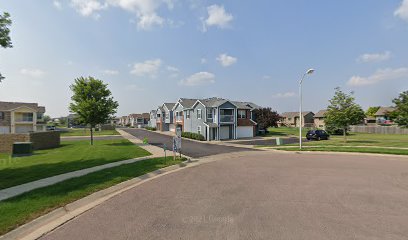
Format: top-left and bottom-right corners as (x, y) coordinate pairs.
(350, 125), (408, 135)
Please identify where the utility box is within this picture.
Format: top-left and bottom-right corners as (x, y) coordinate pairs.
(276, 138), (282, 146)
(13, 142), (33, 156)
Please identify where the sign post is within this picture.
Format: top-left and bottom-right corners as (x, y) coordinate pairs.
(163, 144), (167, 162)
(173, 128), (182, 160)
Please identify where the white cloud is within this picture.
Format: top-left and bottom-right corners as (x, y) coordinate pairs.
(102, 69), (119, 75)
(347, 67), (408, 86)
(395, 0), (408, 22)
(357, 51), (391, 63)
(179, 72), (215, 86)
(216, 53), (237, 67)
(203, 4), (233, 31)
(69, 0), (174, 29)
(130, 59), (162, 77)
(70, 0), (108, 19)
(167, 65), (179, 78)
(53, 0), (63, 10)
(20, 68), (46, 78)
(272, 92), (296, 98)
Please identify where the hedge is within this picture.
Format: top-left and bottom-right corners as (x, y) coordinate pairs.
(181, 132), (205, 141)
(145, 126), (156, 131)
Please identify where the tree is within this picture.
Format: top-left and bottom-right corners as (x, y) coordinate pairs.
(43, 115), (51, 123)
(69, 76), (119, 145)
(392, 91), (408, 127)
(324, 87), (365, 142)
(0, 12), (12, 82)
(253, 107), (280, 131)
(365, 106), (380, 118)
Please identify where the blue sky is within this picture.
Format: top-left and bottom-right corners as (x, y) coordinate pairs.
(1, 0), (408, 117)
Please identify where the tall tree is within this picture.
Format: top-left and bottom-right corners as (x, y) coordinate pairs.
(365, 106), (380, 118)
(324, 87), (365, 142)
(253, 107), (280, 131)
(0, 12), (12, 82)
(392, 90), (408, 127)
(69, 77), (119, 145)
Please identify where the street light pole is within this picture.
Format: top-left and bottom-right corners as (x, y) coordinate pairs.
(299, 69), (315, 150)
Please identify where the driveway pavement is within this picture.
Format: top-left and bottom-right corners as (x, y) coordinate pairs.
(41, 151), (408, 240)
(122, 128), (257, 158)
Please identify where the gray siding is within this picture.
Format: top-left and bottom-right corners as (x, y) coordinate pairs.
(185, 102), (207, 139)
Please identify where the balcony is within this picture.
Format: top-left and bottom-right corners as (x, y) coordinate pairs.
(220, 115), (234, 123)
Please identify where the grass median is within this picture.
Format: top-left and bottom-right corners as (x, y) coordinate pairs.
(0, 156), (184, 236)
(0, 139), (151, 189)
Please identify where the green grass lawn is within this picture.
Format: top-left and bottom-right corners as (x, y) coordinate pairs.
(0, 157), (184, 236)
(0, 139), (151, 190)
(266, 127), (312, 137)
(262, 127), (408, 155)
(275, 146), (408, 155)
(60, 129), (120, 137)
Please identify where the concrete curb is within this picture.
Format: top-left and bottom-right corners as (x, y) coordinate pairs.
(0, 158), (204, 240)
(264, 148), (408, 159)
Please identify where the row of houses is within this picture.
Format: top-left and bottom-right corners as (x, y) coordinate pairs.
(144, 97), (261, 141)
(118, 113), (150, 128)
(279, 106), (396, 128)
(0, 101), (47, 134)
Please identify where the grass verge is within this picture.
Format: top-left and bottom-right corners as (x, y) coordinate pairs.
(0, 139), (151, 189)
(274, 146), (408, 155)
(0, 157), (184, 236)
(60, 129), (120, 137)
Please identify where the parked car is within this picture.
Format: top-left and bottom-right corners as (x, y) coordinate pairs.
(46, 126), (56, 131)
(306, 130), (329, 141)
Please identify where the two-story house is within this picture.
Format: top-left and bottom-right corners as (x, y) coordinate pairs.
(148, 110), (157, 128)
(129, 113), (150, 128)
(183, 98), (260, 141)
(162, 103), (176, 132)
(156, 106), (167, 131)
(279, 111), (315, 128)
(0, 101), (46, 134)
(172, 98), (198, 133)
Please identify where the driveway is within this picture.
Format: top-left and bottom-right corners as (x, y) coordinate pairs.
(41, 151), (408, 240)
(122, 128), (257, 158)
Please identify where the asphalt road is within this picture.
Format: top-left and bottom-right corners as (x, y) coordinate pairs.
(122, 128), (257, 158)
(41, 151), (408, 240)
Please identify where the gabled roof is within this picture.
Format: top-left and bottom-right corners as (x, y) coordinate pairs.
(156, 106), (164, 112)
(375, 107), (396, 116)
(281, 111), (314, 118)
(314, 110), (327, 118)
(163, 103), (176, 111)
(141, 113), (150, 118)
(0, 101), (45, 112)
(175, 98), (199, 110)
(231, 101), (261, 110)
(200, 97), (228, 107)
(150, 110), (157, 114)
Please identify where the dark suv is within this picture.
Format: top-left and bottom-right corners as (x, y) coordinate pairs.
(306, 130), (329, 141)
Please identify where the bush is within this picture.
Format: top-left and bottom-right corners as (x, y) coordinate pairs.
(181, 132), (205, 141)
(325, 125), (349, 135)
(145, 126), (156, 131)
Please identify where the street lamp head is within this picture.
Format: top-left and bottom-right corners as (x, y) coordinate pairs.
(306, 68), (315, 75)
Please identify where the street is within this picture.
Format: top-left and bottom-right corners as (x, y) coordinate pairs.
(40, 151), (408, 240)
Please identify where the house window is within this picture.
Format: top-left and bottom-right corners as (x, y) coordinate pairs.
(22, 113), (33, 122)
(197, 109), (202, 119)
(238, 110), (246, 119)
(0, 112), (4, 120)
(165, 113), (169, 119)
(207, 108), (213, 119)
(37, 113), (44, 120)
(186, 110), (190, 119)
(197, 126), (201, 135)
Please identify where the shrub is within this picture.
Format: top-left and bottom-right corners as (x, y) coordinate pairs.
(181, 132), (205, 141)
(145, 127), (156, 131)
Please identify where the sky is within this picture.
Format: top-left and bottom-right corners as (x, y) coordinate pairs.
(1, 0), (408, 117)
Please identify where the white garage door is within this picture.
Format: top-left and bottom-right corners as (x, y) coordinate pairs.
(237, 126), (253, 139)
(0, 126), (10, 134)
(220, 126), (231, 140)
(15, 125), (33, 133)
